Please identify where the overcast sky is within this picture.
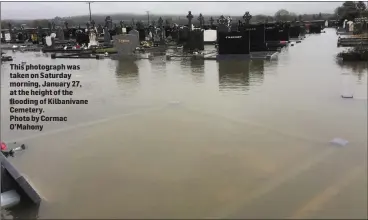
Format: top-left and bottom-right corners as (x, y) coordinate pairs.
(1, 2), (342, 20)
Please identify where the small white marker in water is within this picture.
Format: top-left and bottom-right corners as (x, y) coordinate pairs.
(330, 138), (349, 147)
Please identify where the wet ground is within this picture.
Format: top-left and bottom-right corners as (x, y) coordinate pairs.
(1, 28), (367, 219)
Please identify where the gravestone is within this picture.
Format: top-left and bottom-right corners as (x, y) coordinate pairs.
(158, 17), (163, 29)
(278, 23), (290, 41)
(243, 12), (252, 25)
(244, 24), (266, 52)
(115, 24), (122, 35)
(104, 27), (111, 44)
(157, 17), (165, 40)
(120, 21), (125, 34)
(113, 34), (139, 57)
(178, 27), (189, 44)
(105, 16), (113, 30)
(217, 15), (229, 42)
(88, 31), (98, 47)
(165, 19), (170, 27)
(198, 14), (204, 29)
(217, 31), (250, 55)
(97, 24), (103, 36)
(265, 24), (279, 41)
(187, 11), (194, 31)
(1, 31), (5, 42)
(8, 23), (16, 42)
(64, 21), (69, 30)
(126, 26), (133, 33)
(289, 25), (301, 38)
(56, 27), (65, 40)
(45, 36), (52, 47)
(51, 22), (56, 32)
(75, 30), (89, 45)
(204, 29), (216, 43)
(128, 29), (139, 41)
(184, 29), (204, 51)
(138, 29), (146, 41)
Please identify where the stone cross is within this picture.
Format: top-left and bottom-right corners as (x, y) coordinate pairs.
(217, 15), (226, 25)
(105, 16), (112, 30)
(165, 19), (170, 27)
(158, 17), (163, 28)
(243, 12), (252, 25)
(187, 11), (193, 30)
(64, 21), (69, 30)
(227, 16), (232, 30)
(209, 17), (214, 26)
(57, 27), (65, 41)
(243, 11), (252, 25)
(198, 13), (204, 28)
(131, 19), (135, 29)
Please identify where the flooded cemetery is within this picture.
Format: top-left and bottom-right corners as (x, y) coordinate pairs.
(1, 4), (368, 219)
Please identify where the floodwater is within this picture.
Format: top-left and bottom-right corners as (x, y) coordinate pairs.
(1, 28), (367, 219)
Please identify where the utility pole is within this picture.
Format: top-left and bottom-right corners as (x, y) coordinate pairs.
(146, 11), (150, 26)
(87, 2), (93, 22)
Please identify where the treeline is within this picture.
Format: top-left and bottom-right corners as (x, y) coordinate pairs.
(334, 1), (368, 23)
(0, 8), (345, 29)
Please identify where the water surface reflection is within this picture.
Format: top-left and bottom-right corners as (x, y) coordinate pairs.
(0, 28), (367, 219)
(218, 60), (264, 93)
(115, 60), (139, 92)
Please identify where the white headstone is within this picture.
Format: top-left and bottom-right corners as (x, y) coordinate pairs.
(347, 21), (354, 32)
(45, 36), (52, 46)
(88, 32), (98, 48)
(5, 33), (11, 41)
(204, 30), (217, 42)
(122, 28), (127, 34)
(50, 33), (56, 38)
(343, 19), (347, 28)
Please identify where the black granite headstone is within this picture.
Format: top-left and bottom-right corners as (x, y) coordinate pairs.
(184, 29), (204, 51)
(243, 24), (266, 52)
(178, 27), (189, 44)
(265, 24), (279, 42)
(289, 25), (301, 38)
(104, 27), (111, 44)
(218, 31), (250, 55)
(278, 23), (290, 41)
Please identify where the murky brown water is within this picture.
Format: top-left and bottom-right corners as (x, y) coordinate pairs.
(1, 28), (367, 219)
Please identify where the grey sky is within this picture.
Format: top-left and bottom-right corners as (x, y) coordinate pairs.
(1, 2), (342, 20)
